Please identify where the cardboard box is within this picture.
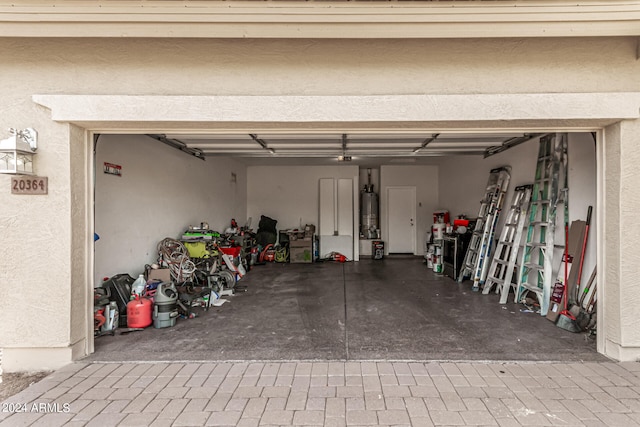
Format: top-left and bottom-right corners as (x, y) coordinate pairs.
(290, 246), (313, 263)
(287, 230), (304, 240)
(290, 238), (313, 248)
(304, 224), (316, 238)
(148, 268), (171, 283)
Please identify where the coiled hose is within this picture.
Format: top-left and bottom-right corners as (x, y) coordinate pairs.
(274, 245), (289, 263)
(157, 238), (196, 283)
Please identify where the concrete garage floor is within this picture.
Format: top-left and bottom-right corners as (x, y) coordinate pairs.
(90, 257), (604, 363)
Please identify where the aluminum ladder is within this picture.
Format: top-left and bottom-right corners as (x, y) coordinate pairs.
(483, 184), (533, 302)
(515, 133), (568, 316)
(458, 167), (511, 288)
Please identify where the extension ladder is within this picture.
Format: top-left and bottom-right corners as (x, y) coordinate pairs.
(458, 167), (511, 289)
(515, 133), (568, 316)
(483, 184), (533, 302)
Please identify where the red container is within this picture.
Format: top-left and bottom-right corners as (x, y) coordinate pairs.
(219, 246), (242, 258)
(433, 210), (450, 224)
(127, 296), (153, 328)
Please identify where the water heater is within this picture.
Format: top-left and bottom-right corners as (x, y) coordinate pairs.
(360, 169), (379, 239)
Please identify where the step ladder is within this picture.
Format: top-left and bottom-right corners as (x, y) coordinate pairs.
(482, 184), (533, 302)
(515, 133), (568, 316)
(458, 167), (511, 288)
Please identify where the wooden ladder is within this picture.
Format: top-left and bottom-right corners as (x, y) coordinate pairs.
(458, 167), (511, 289)
(483, 184), (533, 302)
(515, 133), (568, 316)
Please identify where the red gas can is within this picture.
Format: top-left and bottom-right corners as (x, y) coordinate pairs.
(127, 296), (153, 328)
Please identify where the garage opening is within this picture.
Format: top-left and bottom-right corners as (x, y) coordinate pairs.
(90, 131), (601, 362)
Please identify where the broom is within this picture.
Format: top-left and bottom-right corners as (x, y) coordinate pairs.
(556, 204), (580, 333)
(573, 268), (596, 331)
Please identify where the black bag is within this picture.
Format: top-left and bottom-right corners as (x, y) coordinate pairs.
(256, 215), (278, 247)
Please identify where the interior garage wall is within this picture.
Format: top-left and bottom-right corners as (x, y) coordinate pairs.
(437, 133), (597, 291)
(94, 134), (247, 284)
(380, 165), (439, 256)
(247, 165), (359, 232)
(437, 137), (539, 220)
(567, 133), (598, 289)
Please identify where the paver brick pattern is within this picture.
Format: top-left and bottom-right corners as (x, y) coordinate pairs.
(1, 361), (640, 426)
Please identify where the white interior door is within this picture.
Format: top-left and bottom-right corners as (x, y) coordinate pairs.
(388, 187), (416, 254)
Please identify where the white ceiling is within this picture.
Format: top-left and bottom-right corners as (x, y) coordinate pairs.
(158, 132), (537, 165)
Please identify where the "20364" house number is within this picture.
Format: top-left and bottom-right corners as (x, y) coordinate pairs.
(11, 176), (48, 195)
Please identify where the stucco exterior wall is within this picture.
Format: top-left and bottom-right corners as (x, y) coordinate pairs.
(602, 119), (640, 360)
(619, 120), (640, 347)
(604, 123), (622, 349)
(0, 118), (77, 370)
(1, 35), (639, 369)
(69, 124), (90, 353)
(1, 38), (639, 98)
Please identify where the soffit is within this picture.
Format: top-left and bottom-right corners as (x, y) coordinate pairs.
(32, 92), (640, 164)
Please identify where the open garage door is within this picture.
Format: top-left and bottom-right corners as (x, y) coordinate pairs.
(90, 130), (600, 362)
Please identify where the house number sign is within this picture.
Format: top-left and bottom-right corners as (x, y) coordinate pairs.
(11, 176), (48, 195)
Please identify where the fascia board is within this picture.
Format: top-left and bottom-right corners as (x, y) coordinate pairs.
(1, 1), (640, 38)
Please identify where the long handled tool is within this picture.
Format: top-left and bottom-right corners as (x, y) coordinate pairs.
(574, 267), (596, 330)
(574, 206), (592, 303)
(569, 206), (593, 319)
(556, 268), (580, 332)
(556, 192), (580, 333)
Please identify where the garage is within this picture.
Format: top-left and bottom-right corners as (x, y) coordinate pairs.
(1, 2), (639, 373)
(87, 127), (599, 363)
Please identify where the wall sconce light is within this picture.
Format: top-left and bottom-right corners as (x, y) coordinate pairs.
(0, 128), (38, 175)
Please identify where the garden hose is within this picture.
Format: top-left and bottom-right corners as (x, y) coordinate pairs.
(274, 245), (289, 263)
(157, 237), (196, 282)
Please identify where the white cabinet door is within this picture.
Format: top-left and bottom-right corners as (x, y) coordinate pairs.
(319, 178), (354, 259)
(319, 178), (335, 236)
(337, 178), (353, 236)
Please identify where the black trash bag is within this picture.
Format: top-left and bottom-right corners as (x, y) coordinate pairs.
(258, 215), (278, 234)
(256, 215), (278, 247)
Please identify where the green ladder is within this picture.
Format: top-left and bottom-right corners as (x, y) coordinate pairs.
(483, 184), (533, 302)
(458, 167), (511, 288)
(515, 133), (568, 316)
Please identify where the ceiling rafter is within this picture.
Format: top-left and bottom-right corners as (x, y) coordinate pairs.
(483, 133), (545, 158)
(412, 133), (440, 153)
(249, 133), (276, 154)
(146, 134), (206, 160)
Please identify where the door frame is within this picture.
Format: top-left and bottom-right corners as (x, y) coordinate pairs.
(386, 186), (417, 255)
(28, 92), (640, 365)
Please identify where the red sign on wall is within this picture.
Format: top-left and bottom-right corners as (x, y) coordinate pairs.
(104, 162), (122, 177)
